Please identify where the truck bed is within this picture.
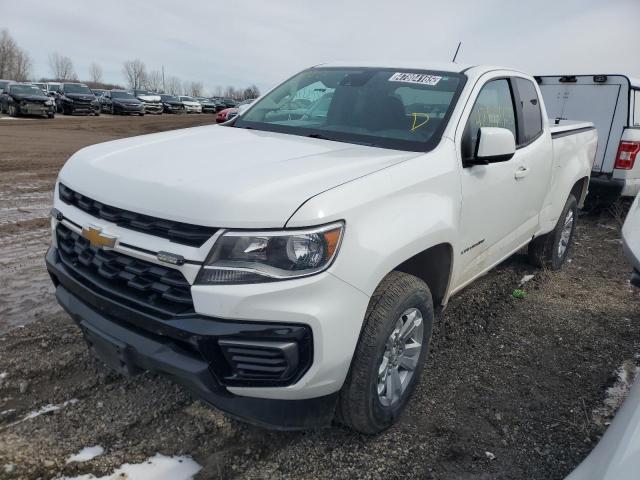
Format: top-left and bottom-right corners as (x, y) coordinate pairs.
(550, 120), (595, 137)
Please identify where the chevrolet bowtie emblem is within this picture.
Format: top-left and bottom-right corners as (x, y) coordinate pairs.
(81, 225), (117, 249)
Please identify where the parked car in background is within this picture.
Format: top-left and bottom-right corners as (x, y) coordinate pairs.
(622, 193), (640, 288)
(0, 83), (55, 118)
(565, 370), (640, 479)
(101, 90), (145, 116)
(30, 82), (47, 93)
(160, 94), (185, 114)
(0, 79), (13, 94)
(46, 82), (62, 96)
(538, 74), (640, 200)
(92, 88), (107, 98)
(55, 83), (100, 116)
(226, 98), (256, 121)
(134, 89), (163, 114)
(215, 106), (236, 123)
(196, 97), (218, 113)
(46, 63), (596, 433)
(179, 96), (202, 113)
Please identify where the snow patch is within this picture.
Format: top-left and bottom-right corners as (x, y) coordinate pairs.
(58, 453), (201, 480)
(593, 360), (639, 426)
(66, 446), (105, 464)
(24, 399), (78, 420)
(519, 274), (535, 286)
(2, 399), (79, 430)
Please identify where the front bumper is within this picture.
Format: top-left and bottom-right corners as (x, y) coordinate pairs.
(19, 102), (55, 115)
(184, 105), (202, 113)
(114, 104), (144, 114)
(45, 246), (339, 429)
(142, 102), (163, 114)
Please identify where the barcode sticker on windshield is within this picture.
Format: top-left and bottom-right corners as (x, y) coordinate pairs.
(388, 72), (442, 86)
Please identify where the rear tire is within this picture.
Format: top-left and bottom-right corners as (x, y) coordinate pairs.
(528, 194), (578, 270)
(336, 271), (433, 434)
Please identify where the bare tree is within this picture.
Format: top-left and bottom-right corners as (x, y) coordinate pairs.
(212, 85), (223, 97)
(89, 62), (103, 84)
(187, 81), (203, 97)
(223, 85), (237, 99)
(145, 69), (163, 92)
(122, 59), (147, 90)
(0, 29), (17, 79)
(0, 29), (32, 81)
(48, 52), (76, 80)
(165, 76), (182, 96)
(242, 85), (260, 100)
(12, 50), (32, 81)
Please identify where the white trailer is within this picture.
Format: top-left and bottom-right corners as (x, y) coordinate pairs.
(537, 74), (640, 199)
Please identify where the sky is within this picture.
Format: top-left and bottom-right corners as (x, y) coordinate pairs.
(2, 0), (639, 94)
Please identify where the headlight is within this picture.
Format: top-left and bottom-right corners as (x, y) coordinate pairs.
(196, 222), (344, 284)
(46, 99), (54, 106)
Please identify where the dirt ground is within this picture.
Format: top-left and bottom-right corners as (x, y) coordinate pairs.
(1, 115), (639, 480)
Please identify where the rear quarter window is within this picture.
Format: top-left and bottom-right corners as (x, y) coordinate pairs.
(634, 90), (640, 126)
(513, 78), (543, 145)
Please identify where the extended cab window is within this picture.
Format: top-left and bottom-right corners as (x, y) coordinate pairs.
(461, 79), (516, 161)
(513, 77), (543, 145)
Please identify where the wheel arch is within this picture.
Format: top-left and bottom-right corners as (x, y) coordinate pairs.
(392, 242), (453, 309)
(570, 176), (589, 208)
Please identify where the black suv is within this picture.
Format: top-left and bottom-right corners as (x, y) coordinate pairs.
(55, 83), (100, 115)
(0, 83), (56, 118)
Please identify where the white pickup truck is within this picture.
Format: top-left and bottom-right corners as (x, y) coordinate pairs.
(46, 63), (596, 433)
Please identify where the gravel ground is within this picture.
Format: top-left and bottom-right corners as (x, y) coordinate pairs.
(0, 115), (639, 479)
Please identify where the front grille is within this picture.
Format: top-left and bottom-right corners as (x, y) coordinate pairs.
(59, 183), (218, 247)
(56, 223), (194, 316)
(218, 339), (299, 381)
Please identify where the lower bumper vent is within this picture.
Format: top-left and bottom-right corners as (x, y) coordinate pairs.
(219, 339), (299, 382)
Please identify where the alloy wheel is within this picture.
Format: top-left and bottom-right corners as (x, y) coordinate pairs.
(377, 308), (424, 407)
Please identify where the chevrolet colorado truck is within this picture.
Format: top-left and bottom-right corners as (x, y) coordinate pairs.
(46, 63), (597, 433)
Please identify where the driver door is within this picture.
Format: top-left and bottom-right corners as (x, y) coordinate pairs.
(454, 77), (537, 287)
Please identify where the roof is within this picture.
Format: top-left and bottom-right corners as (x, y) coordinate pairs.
(538, 74), (640, 89)
(314, 61), (474, 73)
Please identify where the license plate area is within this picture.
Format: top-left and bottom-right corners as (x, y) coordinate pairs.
(80, 321), (142, 375)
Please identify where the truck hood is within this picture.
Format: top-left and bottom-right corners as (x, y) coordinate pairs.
(58, 125), (419, 228)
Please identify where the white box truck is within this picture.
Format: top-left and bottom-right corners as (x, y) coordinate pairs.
(537, 74), (640, 199)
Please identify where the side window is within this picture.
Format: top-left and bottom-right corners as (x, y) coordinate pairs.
(461, 79), (517, 161)
(634, 90), (640, 127)
(513, 78), (543, 145)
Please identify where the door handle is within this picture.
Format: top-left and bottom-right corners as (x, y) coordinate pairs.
(514, 167), (530, 179)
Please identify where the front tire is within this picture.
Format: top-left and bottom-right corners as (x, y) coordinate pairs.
(336, 271), (433, 434)
(8, 104), (18, 117)
(529, 194), (578, 270)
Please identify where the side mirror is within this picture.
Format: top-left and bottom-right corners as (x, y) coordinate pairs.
(465, 127), (516, 166)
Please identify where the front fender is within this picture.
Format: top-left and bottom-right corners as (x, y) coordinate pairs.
(287, 141), (461, 297)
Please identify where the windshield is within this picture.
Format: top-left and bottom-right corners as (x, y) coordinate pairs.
(161, 95), (178, 101)
(112, 91), (135, 99)
(180, 96), (196, 102)
(10, 85), (45, 96)
(236, 67), (464, 151)
(63, 84), (93, 94)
